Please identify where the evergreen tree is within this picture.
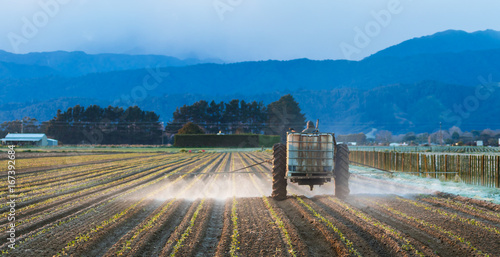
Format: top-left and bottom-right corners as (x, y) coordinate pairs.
(266, 94), (306, 141)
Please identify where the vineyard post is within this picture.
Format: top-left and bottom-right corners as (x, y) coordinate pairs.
(372, 150), (375, 168)
(444, 155), (448, 180)
(377, 151), (380, 169)
(496, 156), (499, 188)
(418, 154), (421, 177)
(481, 155), (485, 186)
(467, 154), (472, 184)
(424, 154), (428, 177)
(433, 155), (437, 178)
(401, 153), (404, 172)
(409, 153), (412, 173)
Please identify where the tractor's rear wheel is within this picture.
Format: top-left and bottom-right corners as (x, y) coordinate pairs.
(334, 144), (350, 199)
(272, 143), (287, 200)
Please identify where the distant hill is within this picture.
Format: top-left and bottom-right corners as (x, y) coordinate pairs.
(0, 61), (58, 78)
(0, 50), (223, 77)
(2, 81), (499, 135)
(2, 29), (500, 134)
(370, 29), (500, 58)
(2, 48), (499, 101)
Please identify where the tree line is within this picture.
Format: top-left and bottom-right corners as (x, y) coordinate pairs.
(165, 94), (306, 140)
(1, 105), (163, 144)
(44, 105), (162, 144)
(0, 94), (307, 145)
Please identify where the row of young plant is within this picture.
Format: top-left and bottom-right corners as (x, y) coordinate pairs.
(395, 196), (500, 235)
(55, 153), (221, 256)
(246, 172), (296, 257)
(422, 196), (500, 221)
(0, 154), (198, 233)
(114, 153), (228, 256)
(1, 155), (168, 203)
(0, 152), (149, 171)
(246, 152), (372, 256)
(0, 153), (168, 204)
(229, 154), (240, 257)
(294, 196), (361, 256)
(0, 153), (219, 255)
(170, 153), (229, 257)
(371, 200), (490, 256)
(0, 154), (193, 218)
(327, 196), (424, 256)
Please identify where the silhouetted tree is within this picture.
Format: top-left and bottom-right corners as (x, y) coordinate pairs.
(178, 122), (205, 134)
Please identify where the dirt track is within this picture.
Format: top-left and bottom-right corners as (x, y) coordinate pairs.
(1, 152), (499, 256)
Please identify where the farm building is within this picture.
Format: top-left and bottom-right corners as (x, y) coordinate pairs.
(0, 133), (57, 146)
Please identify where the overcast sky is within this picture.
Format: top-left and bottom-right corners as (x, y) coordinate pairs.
(1, 0), (499, 62)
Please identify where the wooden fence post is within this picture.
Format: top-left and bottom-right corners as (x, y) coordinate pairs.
(444, 155), (448, 180)
(495, 156), (500, 188)
(481, 155), (485, 186)
(424, 154), (428, 175)
(402, 153), (405, 172)
(469, 155), (472, 185)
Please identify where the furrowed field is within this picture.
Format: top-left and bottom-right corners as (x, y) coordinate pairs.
(1, 151), (499, 256)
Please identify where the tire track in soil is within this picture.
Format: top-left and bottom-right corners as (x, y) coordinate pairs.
(347, 196), (472, 257)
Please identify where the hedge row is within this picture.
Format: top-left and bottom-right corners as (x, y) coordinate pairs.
(174, 134), (280, 147)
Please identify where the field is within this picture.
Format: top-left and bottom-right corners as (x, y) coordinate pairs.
(1, 151), (500, 256)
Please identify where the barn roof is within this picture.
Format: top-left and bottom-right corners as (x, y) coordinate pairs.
(1, 133), (47, 142)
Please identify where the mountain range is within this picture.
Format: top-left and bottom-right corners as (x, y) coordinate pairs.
(3, 29), (500, 134)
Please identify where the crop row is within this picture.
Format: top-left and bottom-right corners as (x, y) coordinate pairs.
(0, 153), (219, 255)
(113, 153), (227, 256)
(0, 154), (194, 217)
(1, 155), (171, 204)
(0, 152), (152, 171)
(422, 196), (500, 221)
(372, 200), (489, 256)
(53, 153), (221, 256)
(395, 196), (500, 235)
(0, 154), (176, 207)
(328, 196), (424, 256)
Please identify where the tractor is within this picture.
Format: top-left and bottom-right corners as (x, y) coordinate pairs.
(271, 120), (350, 200)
